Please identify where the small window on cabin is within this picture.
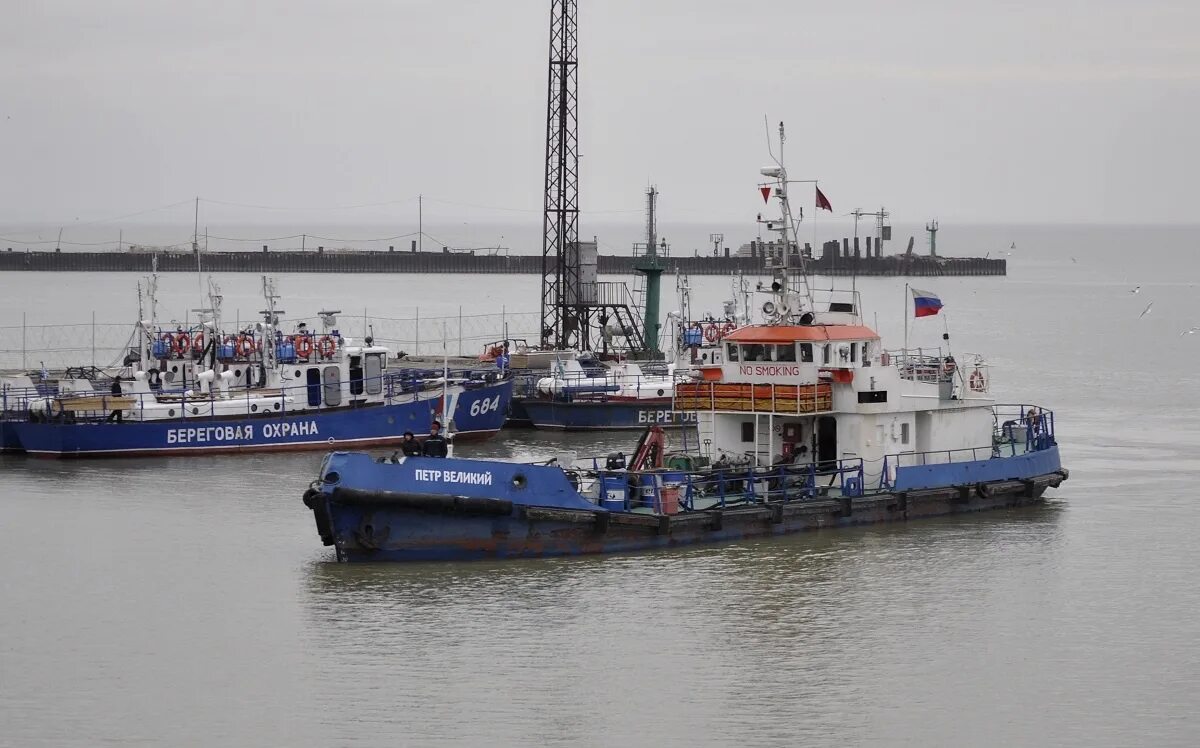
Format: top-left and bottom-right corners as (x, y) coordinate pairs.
(901, 422), (910, 445)
(862, 341), (871, 361)
(823, 344), (831, 364)
(349, 356), (364, 396)
(776, 344), (796, 362)
(800, 343), (813, 362)
(742, 344), (764, 361)
(741, 422), (755, 442)
(727, 343), (739, 362)
(850, 343), (858, 363)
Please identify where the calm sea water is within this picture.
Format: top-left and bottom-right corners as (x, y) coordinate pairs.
(2, 224), (1199, 746)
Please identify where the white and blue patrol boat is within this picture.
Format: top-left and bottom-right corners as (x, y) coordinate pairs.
(302, 123), (1068, 562)
(5, 277), (512, 457)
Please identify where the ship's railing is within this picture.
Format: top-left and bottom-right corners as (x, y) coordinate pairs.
(883, 347), (951, 383)
(0, 310), (544, 369)
(992, 403), (1056, 455)
(679, 319), (739, 348)
(3, 369), (489, 424)
(584, 456), (867, 513)
(674, 381), (833, 415)
(875, 404), (1056, 489)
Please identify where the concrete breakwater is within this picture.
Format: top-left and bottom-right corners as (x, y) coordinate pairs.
(0, 248), (1005, 276)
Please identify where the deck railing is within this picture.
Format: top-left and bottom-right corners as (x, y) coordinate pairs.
(585, 455), (867, 513)
(1, 368), (501, 425)
(876, 404), (1057, 488)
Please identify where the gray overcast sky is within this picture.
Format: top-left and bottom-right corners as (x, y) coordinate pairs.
(1, 0), (1197, 227)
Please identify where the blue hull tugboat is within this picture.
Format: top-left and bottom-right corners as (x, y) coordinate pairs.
(5, 278), (512, 457)
(302, 124), (1068, 562)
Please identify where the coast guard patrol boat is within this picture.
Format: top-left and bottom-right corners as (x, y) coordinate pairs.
(6, 277), (511, 457)
(302, 124), (1068, 561)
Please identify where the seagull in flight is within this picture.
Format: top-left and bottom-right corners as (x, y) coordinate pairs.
(1071, 257), (1077, 263)
(1139, 302), (1154, 319)
(1181, 327), (1198, 336)
(1131, 285), (1141, 294)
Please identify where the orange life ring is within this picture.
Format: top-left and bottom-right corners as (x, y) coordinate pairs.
(704, 324), (720, 343)
(317, 335), (337, 359)
(295, 335), (314, 359)
(191, 331), (205, 354)
(172, 332), (190, 356)
(969, 369), (986, 392)
(722, 321), (737, 336)
(237, 335), (256, 358)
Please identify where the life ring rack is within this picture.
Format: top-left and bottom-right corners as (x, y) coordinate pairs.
(295, 335), (314, 359)
(317, 335), (337, 359)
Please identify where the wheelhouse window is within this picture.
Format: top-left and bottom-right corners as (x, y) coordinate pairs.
(742, 344), (766, 361)
(727, 343), (739, 362)
(800, 343), (813, 362)
(822, 344), (831, 365)
(775, 344), (796, 362)
(901, 422), (910, 445)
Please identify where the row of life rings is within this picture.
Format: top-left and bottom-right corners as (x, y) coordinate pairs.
(692, 320), (738, 344)
(159, 332), (338, 359)
(162, 332), (206, 356)
(293, 335), (338, 359)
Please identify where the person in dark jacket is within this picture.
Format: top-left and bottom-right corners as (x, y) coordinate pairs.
(400, 431), (422, 457)
(422, 420), (449, 458)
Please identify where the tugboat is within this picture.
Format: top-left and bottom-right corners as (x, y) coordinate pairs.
(7, 277), (512, 457)
(301, 123), (1068, 562)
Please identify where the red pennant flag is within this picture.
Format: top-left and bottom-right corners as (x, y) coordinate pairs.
(759, 186), (771, 203)
(815, 186), (832, 212)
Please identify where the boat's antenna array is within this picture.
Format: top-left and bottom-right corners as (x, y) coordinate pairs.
(757, 119), (814, 322)
(318, 309), (341, 334)
(257, 276), (284, 372)
(138, 255), (161, 366)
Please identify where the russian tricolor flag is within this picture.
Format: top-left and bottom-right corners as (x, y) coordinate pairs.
(911, 288), (943, 317)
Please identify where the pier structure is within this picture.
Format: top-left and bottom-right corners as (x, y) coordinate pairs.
(0, 245), (1006, 276)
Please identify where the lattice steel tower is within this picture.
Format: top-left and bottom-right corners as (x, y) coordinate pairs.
(539, 0), (580, 350)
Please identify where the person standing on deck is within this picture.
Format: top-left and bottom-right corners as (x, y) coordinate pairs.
(400, 431), (422, 457)
(107, 377), (123, 423)
(422, 420), (449, 458)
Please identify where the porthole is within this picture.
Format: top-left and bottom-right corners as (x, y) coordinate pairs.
(657, 389), (665, 397)
(191, 407), (199, 415)
(251, 404), (258, 412)
(294, 369), (302, 378)
(274, 403), (281, 410)
(234, 369), (242, 377)
(511, 473), (528, 490)
(168, 409), (175, 417)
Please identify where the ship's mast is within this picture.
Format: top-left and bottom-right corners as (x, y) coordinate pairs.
(760, 121), (814, 312)
(258, 276), (283, 379)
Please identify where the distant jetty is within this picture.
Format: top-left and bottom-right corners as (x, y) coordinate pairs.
(0, 237), (1005, 277)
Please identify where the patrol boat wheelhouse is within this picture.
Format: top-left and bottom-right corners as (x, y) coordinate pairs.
(302, 123), (1068, 562)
